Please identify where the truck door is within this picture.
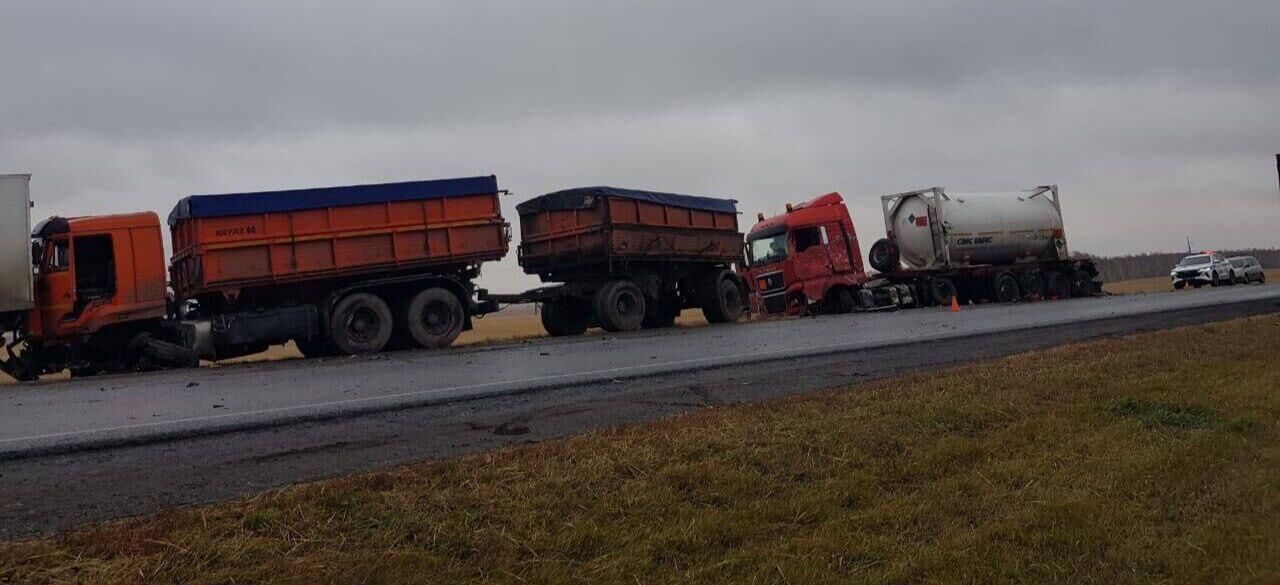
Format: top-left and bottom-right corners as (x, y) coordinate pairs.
(791, 226), (831, 283)
(36, 236), (74, 335)
(823, 223), (855, 274)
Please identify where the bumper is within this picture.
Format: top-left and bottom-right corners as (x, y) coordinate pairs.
(1171, 273), (1212, 285)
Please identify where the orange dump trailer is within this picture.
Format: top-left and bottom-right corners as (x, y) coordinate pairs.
(488, 187), (748, 336)
(168, 176), (508, 358)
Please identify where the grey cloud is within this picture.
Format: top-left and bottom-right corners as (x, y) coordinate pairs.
(2, 0), (1279, 291)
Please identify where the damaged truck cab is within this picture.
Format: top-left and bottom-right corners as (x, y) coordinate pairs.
(6, 212), (174, 380)
(743, 192), (871, 316)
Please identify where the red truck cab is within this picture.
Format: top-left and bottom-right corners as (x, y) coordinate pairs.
(744, 192), (868, 316)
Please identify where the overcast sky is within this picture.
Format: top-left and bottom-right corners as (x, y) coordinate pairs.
(3, 0), (1278, 290)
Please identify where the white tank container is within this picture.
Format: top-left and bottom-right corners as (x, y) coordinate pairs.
(880, 186), (1068, 270)
(1, 174), (34, 315)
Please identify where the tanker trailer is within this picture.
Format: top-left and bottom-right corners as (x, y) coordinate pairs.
(867, 185), (1100, 306)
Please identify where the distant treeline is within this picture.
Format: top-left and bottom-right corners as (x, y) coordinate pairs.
(1078, 248), (1280, 283)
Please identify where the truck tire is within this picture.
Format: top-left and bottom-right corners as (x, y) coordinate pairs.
(699, 270), (745, 324)
(642, 294), (681, 329)
(1019, 272), (1045, 300)
(1044, 272), (1071, 299)
(141, 337), (200, 369)
(541, 298), (590, 336)
(991, 273), (1020, 303)
(1070, 269), (1094, 297)
(296, 337), (342, 358)
(329, 292), (394, 354)
(825, 287), (856, 314)
(1173, 281), (1186, 290)
(868, 239), (900, 274)
(594, 280), (646, 332)
(403, 287), (465, 349)
(927, 276), (958, 306)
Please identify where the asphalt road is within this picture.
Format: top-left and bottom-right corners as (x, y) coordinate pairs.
(1, 285), (1278, 537)
(3, 285), (1280, 459)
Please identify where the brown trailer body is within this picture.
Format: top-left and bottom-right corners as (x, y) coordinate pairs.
(169, 176), (507, 304)
(503, 187), (748, 337)
(164, 176), (507, 358)
(517, 186), (742, 280)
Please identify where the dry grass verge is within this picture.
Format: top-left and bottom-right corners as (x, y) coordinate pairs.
(2, 316), (1279, 583)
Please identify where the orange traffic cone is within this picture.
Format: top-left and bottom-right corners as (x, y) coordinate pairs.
(949, 295), (961, 312)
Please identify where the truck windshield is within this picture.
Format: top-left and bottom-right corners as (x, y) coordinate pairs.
(748, 234), (788, 267)
(1178, 255), (1210, 266)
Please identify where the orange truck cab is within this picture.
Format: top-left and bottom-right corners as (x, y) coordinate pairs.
(4, 213), (171, 379)
(743, 192), (870, 316)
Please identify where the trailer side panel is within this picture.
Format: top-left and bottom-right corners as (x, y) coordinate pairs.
(0, 174), (34, 315)
(169, 176), (507, 300)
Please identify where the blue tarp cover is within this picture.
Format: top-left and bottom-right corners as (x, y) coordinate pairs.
(516, 186), (737, 215)
(168, 175), (498, 226)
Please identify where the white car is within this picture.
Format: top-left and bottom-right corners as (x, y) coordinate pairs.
(1170, 253), (1234, 289)
(1227, 256), (1266, 284)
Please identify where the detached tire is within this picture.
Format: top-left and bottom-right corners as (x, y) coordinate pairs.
(329, 293), (394, 354)
(404, 288), (465, 349)
(699, 271), (745, 324)
(594, 280), (646, 332)
(541, 298), (590, 337)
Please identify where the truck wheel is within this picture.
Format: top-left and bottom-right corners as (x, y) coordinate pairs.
(594, 280), (647, 332)
(1044, 272), (1071, 300)
(1070, 269), (1094, 297)
(991, 273), (1020, 303)
(403, 288), (465, 349)
(329, 293), (394, 354)
(1020, 272), (1044, 300)
(1173, 281), (1186, 290)
(141, 337), (200, 369)
(699, 271), (745, 323)
(296, 337), (342, 358)
(927, 277), (958, 306)
(868, 239), (900, 273)
(642, 294), (681, 329)
(825, 287), (856, 314)
(541, 298), (590, 336)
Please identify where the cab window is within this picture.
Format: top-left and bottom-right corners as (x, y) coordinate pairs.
(73, 235), (116, 301)
(44, 239), (70, 272)
(794, 227), (823, 253)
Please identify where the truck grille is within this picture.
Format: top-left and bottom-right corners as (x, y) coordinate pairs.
(762, 293), (787, 315)
(754, 271), (785, 294)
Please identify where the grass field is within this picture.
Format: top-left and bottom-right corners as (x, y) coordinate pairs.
(3, 315), (1277, 583)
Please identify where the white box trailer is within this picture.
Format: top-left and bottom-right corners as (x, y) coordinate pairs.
(0, 174), (34, 315)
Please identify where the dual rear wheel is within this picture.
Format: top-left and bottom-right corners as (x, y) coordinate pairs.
(539, 271), (746, 337)
(321, 287), (465, 356)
